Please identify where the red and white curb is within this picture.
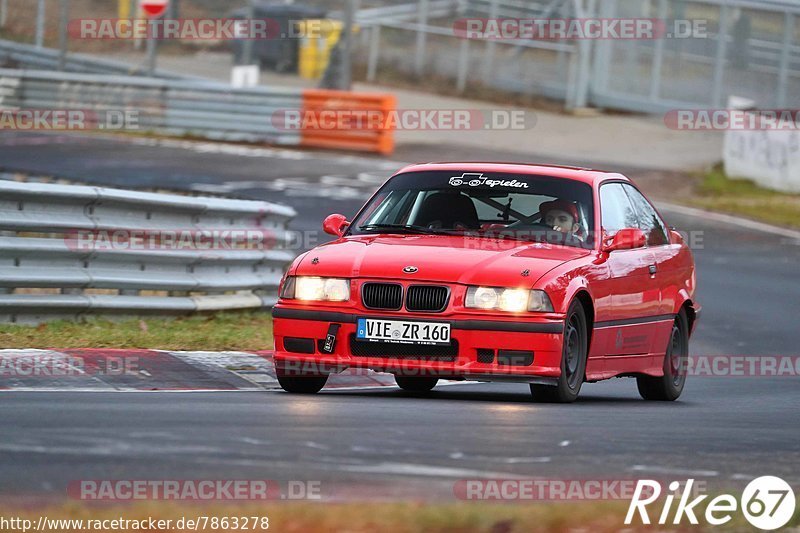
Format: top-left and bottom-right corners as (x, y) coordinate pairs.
(0, 349), (423, 392)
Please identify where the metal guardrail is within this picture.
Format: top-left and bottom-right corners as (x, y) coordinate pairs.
(0, 180), (297, 324)
(0, 68), (397, 153)
(0, 39), (191, 79)
(0, 68), (303, 144)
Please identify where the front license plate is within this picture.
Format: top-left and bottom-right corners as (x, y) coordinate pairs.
(356, 318), (451, 346)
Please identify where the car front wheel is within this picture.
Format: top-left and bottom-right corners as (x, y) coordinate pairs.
(276, 367), (328, 394)
(530, 300), (588, 403)
(394, 376), (438, 392)
(637, 309), (689, 401)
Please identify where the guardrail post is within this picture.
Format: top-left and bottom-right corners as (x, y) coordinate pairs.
(415, 0), (430, 76)
(711, 4), (730, 108)
(776, 13), (794, 108)
(1, 0), (8, 28)
(119, 290), (140, 296)
(367, 25), (381, 82)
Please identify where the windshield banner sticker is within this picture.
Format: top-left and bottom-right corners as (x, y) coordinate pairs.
(449, 173), (529, 189)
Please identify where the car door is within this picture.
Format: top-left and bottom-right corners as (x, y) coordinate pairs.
(622, 184), (680, 356)
(598, 183), (660, 357)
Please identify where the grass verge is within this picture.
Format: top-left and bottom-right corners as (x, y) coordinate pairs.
(0, 312), (273, 351)
(688, 164), (800, 228)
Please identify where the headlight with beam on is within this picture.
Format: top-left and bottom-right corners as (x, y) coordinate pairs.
(465, 286), (554, 312)
(280, 276), (350, 302)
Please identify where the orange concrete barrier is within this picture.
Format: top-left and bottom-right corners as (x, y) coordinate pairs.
(299, 89), (397, 155)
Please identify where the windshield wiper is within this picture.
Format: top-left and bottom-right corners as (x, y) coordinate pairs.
(357, 224), (463, 236)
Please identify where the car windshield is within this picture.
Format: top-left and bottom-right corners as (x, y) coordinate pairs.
(348, 170), (595, 249)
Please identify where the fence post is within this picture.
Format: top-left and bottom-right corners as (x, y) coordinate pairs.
(776, 13), (794, 108)
(711, 4), (730, 108)
(649, 0), (667, 101)
(482, 0), (499, 82)
(35, 0), (46, 47)
(415, 0), (430, 76)
(241, 0), (255, 65)
(146, 27), (157, 75)
(367, 24), (381, 82)
(456, 35), (469, 94)
(590, 0), (616, 96)
(58, 0), (69, 71)
(569, 0), (594, 109)
(1, 0), (7, 28)
(340, 0), (357, 90)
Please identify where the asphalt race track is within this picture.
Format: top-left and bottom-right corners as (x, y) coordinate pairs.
(1, 132), (799, 499)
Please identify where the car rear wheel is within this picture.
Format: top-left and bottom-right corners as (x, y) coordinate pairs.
(530, 300), (588, 403)
(394, 376), (438, 392)
(637, 309), (688, 401)
(276, 367), (328, 394)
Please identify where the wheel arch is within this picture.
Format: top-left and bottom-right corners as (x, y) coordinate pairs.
(680, 299), (697, 337)
(674, 289), (699, 337)
(572, 289), (595, 348)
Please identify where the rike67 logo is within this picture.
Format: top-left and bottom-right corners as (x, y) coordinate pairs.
(626, 476), (796, 530)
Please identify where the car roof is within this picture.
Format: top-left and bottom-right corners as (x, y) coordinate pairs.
(394, 162), (629, 186)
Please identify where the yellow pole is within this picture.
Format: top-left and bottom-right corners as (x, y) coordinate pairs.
(118, 0), (130, 19)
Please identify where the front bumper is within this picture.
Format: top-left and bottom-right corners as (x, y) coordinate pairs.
(272, 306), (565, 381)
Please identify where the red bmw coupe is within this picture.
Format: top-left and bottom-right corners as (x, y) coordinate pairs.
(272, 163), (700, 402)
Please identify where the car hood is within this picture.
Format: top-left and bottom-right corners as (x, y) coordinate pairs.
(295, 235), (591, 286)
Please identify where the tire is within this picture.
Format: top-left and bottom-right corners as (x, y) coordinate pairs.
(637, 309), (689, 401)
(277, 373), (328, 394)
(530, 300), (588, 403)
(394, 376), (438, 392)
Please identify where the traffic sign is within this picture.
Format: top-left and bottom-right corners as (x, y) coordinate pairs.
(140, 0), (169, 19)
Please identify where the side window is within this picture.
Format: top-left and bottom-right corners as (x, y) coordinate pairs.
(599, 183), (638, 235)
(622, 185), (669, 246)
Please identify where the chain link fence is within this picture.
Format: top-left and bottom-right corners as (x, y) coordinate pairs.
(2, 0), (797, 113)
(355, 0), (800, 112)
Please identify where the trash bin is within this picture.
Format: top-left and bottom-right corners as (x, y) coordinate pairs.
(229, 3), (327, 73)
(298, 19), (343, 80)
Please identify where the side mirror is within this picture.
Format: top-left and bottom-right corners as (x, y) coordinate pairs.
(669, 229), (684, 245)
(323, 214), (349, 237)
(604, 228), (646, 252)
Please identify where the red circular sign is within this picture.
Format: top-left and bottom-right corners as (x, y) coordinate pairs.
(140, 0), (169, 18)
